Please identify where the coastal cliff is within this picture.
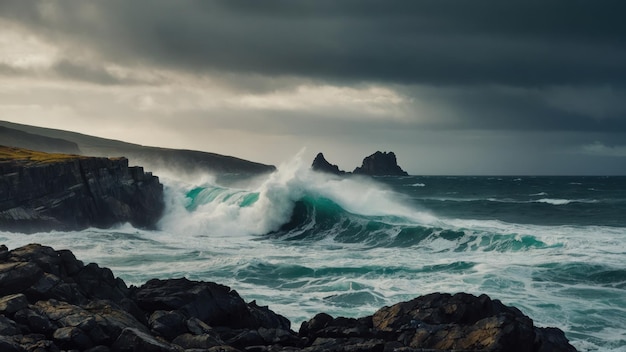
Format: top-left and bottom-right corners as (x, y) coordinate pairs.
(0, 244), (577, 351)
(0, 146), (164, 233)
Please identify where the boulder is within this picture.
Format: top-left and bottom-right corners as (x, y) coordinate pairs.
(299, 292), (577, 352)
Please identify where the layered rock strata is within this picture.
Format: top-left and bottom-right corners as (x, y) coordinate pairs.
(0, 146), (164, 233)
(0, 243), (577, 352)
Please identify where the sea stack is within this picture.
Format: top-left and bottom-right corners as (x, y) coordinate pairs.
(353, 151), (409, 176)
(311, 152), (345, 175)
(0, 146), (164, 233)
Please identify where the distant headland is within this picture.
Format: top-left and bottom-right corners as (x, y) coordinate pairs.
(312, 151), (409, 176)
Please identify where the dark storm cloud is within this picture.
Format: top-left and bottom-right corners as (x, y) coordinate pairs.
(1, 0), (625, 87)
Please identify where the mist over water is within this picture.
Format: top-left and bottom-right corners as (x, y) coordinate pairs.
(2, 157), (625, 351)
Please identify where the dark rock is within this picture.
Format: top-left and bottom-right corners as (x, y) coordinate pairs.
(53, 326), (94, 350)
(172, 333), (223, 349)
(353, 151), (408, 176)
(0, 294), (29, 315)
(535, 327), (578, 352)
(186, 316), (214, 335)
(14, 334), (61, 352)
(149, 310), (188, 340)
(0, 262), (44, 297)
(0, 244), (577, 352)
(311, 153), (345, 175)
(299, 313), (334, 339)
(0, 336), (25, 352)
(85, 346), (111, 352)
(0, 315), (20, 335)
(0, 146), (164, 233)
(133, 278), (291, 331)
(112, 327), (178, 352)
(227, 330), (265, 349)
(13, 308), (56, 334)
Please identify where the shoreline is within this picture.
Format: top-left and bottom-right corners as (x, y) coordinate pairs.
(0, 243), (577, 351)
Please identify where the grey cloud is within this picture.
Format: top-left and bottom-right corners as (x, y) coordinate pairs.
(1, 0), (625, 87)
(52, 60), (123, 85)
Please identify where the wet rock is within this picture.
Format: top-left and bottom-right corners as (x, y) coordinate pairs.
(149, 310), (188, 340)
(0, 315), (20, 335)
(0, 336), (24, 352)
(0, 244), (577, 352)
(13, 308), (56, 334)
(172, 333), (223, 349)
(133, 278), (291, 331)
(0, 294), (29, 315)
(186, 316), (214, 335)
(112, 327), (179, 352)
(53, 326), (94, 350)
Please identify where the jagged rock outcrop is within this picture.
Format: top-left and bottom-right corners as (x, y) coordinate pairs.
(311, 153), (345, 175)
(0, 243), (577, 352)
(0, 146), (164, 233)
(353, 151), (409, 176)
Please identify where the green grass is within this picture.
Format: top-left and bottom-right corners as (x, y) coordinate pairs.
(0, 145), (120, 165)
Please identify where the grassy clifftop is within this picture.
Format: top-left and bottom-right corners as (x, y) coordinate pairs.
(0, 145), (88, 165)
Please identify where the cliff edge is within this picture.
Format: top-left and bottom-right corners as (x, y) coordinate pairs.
(0, 146), (164, 233)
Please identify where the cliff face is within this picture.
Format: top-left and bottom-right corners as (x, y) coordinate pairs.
(0, 146), (164, 233)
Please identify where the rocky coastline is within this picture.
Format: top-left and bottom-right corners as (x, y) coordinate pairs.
(0, 146), (164, 233)
(0, 243), (577, 352)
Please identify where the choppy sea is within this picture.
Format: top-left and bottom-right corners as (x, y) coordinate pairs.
(2, 156), (625, 351)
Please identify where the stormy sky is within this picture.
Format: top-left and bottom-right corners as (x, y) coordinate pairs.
(1, 0), (625, 175)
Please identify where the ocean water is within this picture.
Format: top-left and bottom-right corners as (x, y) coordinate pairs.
(2, 157), (625, 351)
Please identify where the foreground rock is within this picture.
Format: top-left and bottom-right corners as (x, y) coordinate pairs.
(0, 146), (164, 233)
(0, 244), (577, 351)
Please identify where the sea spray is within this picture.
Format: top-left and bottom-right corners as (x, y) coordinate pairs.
(159, 154), (436, 238)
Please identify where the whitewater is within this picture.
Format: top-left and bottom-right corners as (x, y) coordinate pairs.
(2, 156), (625, 351)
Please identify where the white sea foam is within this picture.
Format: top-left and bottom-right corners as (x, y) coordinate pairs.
(536, 198), (572, 205)
(2, 162), (625, 351)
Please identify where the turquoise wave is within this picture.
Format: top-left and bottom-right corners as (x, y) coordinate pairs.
(185, 185), (550, 253)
